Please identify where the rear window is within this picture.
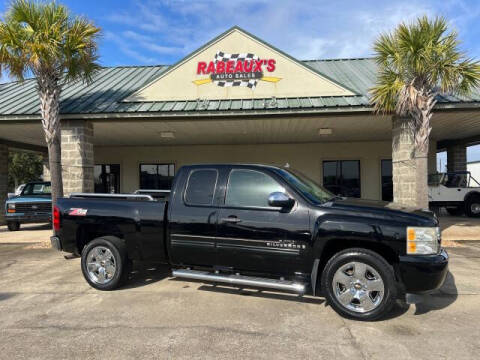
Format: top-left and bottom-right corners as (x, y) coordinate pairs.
(185, 169), (218, 205)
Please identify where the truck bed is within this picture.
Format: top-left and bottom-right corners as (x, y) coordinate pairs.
(56, 196), (168, 262)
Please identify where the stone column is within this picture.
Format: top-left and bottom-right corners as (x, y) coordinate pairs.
(392, 116), (417, 206)
(61, 120), (94, 195)
(0, 144), (8, 225)
(447, 144), (467, 173)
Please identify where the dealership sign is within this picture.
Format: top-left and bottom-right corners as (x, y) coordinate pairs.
(193, 51), (282, 89)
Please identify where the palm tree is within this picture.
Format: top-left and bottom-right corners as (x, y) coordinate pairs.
(371, 16), (480, 208)
(0, 0), (100, 209)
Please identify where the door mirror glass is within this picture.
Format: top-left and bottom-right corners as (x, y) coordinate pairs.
(268, 192), (294, 208)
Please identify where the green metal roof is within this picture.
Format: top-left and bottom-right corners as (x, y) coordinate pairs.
(0, 57), (479, 118)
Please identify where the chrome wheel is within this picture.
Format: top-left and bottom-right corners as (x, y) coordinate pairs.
(471, 203), (480, 214)
(86, 246), (116, 285)
(332, 261), (384, 313)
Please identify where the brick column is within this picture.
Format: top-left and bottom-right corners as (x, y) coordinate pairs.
(0, 144), (8, 225)
(447, 144), (466, 173)
(61, 120), (94, 195)
(392, 116), (417, 206)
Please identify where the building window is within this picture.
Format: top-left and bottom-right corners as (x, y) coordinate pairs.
(185, 169), (218, 205)
(381, 159), (393, 202)
(139, 163), (175, 190)
(323, 160), (361, 198)
(94, 164), (120, 193)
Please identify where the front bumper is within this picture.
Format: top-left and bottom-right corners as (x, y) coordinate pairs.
(5, 213), (51, 224)
(398, 249), (449, 293)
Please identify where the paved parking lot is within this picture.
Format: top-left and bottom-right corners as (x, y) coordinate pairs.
(0, 238), (479, 359)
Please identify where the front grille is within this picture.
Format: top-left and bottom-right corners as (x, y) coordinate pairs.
(15, 202), (51, 214)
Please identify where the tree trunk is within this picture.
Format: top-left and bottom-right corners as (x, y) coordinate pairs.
(47, 135), (63, 208)
(412, 97), (433, 210)
(37, 71), (63, 229)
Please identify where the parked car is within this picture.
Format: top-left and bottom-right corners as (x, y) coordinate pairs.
(429, 171), (480, 217)
(5, 181), (52, 231)
(51, 164), (448, 321)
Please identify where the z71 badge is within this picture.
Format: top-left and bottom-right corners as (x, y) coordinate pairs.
(69, 208), (88, 216)
(266, 240), (306, 249)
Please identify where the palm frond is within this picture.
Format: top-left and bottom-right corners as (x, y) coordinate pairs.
(370, 15), (480, 114)
(0, 0), (101, 83)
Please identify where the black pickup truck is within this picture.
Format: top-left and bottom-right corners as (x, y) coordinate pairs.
(51, 164), (448, 320)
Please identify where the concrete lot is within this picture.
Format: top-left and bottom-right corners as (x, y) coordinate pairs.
(0, 232), (479, 359)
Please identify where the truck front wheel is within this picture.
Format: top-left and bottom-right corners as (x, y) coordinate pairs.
(7, 222), (20, 231)
(321, 248), (397, 321)
(465, 196), (480, 217)
(81, 237), (130, 290)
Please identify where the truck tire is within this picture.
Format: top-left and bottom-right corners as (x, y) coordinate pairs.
(321, 248), (397, 321)
(465, 195), (480, 217)
(446, 207), (464, 216)
(81, 236), (130, 290)
(7, 221), (20, 231)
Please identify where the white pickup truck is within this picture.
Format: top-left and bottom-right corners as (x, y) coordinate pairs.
(429, 171), (480, 217)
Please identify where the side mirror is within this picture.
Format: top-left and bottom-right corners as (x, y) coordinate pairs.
(268, 192), (294, 209)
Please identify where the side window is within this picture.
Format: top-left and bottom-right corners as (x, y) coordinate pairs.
(225, 169), (285, 208)
(185, 169), (218, 205)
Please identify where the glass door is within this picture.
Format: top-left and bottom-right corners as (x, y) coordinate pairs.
(94, 164), (120, 193)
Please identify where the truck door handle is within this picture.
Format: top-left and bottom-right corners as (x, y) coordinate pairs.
(221, 216), (242, 223)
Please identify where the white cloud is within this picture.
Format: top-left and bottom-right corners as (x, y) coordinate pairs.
(104, 31), (159, 64)
(104, 0), (480, 64)
(122, 31), (184, 55)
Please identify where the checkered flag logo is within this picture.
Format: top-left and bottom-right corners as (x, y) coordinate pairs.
(213, 51), (260, 89)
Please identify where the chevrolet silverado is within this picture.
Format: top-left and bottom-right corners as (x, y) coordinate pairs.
(51, 164), (448, 320)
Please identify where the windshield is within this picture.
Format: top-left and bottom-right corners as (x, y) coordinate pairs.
(21, 182), (51, 196)
(275, 168), (334, 204)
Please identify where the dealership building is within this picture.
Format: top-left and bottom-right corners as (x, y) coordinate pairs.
(1, 27), (480, 223)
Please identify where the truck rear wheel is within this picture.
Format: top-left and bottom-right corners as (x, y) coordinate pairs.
(81, 237), (129, 290)
(7, 221), (20, 231)
(465, 196), (480, 217)
(321, 248), (397, 321)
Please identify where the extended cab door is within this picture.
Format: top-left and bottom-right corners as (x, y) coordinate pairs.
(216, 167), (311, 275)
(167, 167), (222, 266)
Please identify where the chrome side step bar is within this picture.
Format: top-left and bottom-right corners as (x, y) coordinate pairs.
(172, 269), (306, 294)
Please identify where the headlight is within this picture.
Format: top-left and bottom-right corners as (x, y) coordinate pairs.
(407, 227), (440, 255)
(7, 203), (15, 213)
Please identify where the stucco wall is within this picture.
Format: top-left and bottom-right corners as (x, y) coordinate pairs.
(94, 141), (393, 200)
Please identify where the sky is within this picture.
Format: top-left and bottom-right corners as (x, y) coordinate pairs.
(2, 0), (475, 67)
(1, 0), (480, 162)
